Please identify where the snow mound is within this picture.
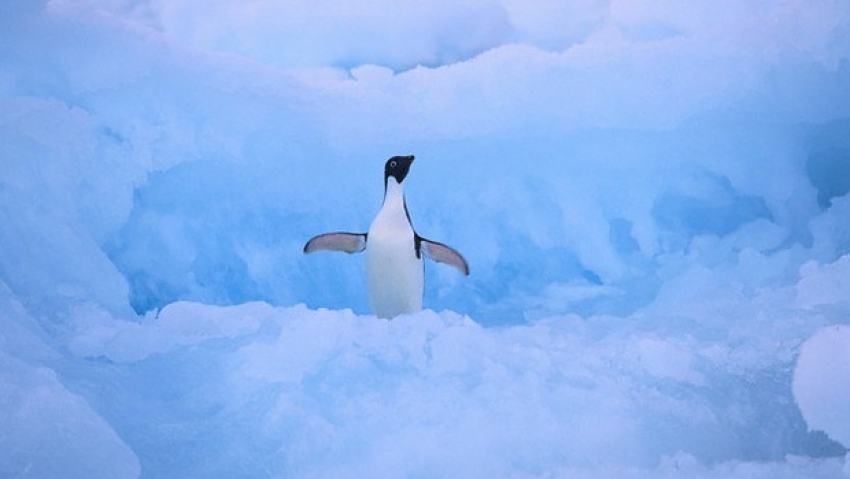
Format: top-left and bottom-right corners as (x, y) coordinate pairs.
(794, 325), (850, 448)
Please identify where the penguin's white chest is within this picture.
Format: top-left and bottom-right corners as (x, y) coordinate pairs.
(366, 192), (423, 318)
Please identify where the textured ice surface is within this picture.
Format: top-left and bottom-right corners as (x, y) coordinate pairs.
(1, 0), (849, 477)
(794, 325), (850, 448)
(59, 299), (848, 477)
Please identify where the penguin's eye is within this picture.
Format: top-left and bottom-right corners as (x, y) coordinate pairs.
(390, 160), (397, 168)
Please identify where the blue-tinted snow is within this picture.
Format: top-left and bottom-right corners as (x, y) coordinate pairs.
(1, 0), (849, 477)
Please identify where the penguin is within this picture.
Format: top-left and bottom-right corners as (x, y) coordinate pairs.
(304, 155), (469, 318)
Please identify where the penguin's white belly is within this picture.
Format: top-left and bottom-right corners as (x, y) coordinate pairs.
(366, 227), (423, 318)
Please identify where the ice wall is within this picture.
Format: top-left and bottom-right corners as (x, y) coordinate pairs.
(4, 0), (849, 322)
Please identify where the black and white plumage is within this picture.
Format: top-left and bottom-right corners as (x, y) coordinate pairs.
(304, 155), (468, 318)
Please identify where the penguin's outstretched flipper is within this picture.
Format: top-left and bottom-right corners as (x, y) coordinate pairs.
(417, 236), (469, 276)
(304, 232), (367, 254)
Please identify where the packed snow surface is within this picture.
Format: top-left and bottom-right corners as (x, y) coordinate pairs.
(1, 0), (849, 477)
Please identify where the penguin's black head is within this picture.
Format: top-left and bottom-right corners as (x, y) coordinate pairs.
(384, 155), (414, 186)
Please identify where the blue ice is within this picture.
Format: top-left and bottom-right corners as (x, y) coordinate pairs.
(1, 1), (849, 477)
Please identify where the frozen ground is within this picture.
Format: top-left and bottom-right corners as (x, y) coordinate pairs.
(1, 0), (849, 477)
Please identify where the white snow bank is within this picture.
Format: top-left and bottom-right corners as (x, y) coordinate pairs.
(794, 324), (850, 448)
(0, 353), (140, 479)
(0, 282), (139, 478)
(56, 293), (845, 477)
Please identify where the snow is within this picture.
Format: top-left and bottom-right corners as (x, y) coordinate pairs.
(794, 325), (850, 448)
(1, 0), (850, 477)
